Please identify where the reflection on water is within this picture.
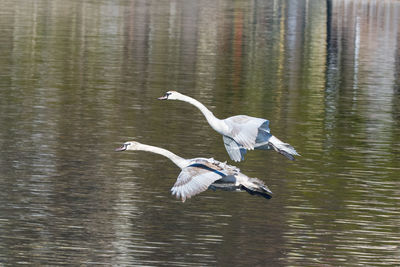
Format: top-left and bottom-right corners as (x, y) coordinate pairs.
(0, 0), (399, 265)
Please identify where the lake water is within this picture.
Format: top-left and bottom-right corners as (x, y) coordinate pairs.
(0, 0), (399, 266)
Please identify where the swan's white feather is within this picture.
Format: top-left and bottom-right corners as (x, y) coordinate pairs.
(223, 115), (267, 150)
(171, 158), (234, 202)
(223, 135), (247, 162)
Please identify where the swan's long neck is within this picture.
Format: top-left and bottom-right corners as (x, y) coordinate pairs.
(178, 94), (228, 134)
(137, 144), (188, 169)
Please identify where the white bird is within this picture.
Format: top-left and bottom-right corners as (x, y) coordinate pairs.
(158, 91), (300, 162)
(115, 141), (272, 202)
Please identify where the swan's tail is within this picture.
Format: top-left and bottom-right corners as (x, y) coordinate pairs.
(268, 135), (300, 161)
(240, 178), (272, 199)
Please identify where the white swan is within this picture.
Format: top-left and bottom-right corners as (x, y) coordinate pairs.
(115, 141), (272, 202)
(158, 91), (300, 162)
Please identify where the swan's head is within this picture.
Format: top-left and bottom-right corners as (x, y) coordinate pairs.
(158, 91), (183, 100)
(115, 141), (141, 152)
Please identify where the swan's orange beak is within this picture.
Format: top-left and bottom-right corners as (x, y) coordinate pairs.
(115, 145), (126, 152)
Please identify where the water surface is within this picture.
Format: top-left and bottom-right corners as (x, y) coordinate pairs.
(0, 0), (399, 266)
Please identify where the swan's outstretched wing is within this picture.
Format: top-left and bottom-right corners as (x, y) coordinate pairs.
(224, 116), (269, 150)
(223, 135), (247, 162)
(171, 160), (232, 202)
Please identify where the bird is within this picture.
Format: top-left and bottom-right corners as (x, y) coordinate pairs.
(115, 141), (272, 202)
(158, 91), (300, 162)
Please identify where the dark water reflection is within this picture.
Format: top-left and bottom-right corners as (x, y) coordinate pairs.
(0, 0), (399, 266)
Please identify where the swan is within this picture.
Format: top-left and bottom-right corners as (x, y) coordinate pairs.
(158, 91), (300, 162)
(115, 141), (272, 202)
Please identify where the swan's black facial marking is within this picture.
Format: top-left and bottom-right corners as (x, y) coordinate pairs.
(157, 92), (171, 100)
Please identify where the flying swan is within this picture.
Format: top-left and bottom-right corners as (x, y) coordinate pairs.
(115, 141), (272, 202)
(158, 91), (300, 162)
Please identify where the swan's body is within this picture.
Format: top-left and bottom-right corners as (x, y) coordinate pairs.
(116, 141), (272, 202)
(158, 91), (300, 162)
